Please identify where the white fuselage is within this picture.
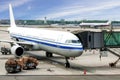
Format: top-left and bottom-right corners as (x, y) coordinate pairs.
(8, 27), (83, 57)
(79, 22), (110, 27)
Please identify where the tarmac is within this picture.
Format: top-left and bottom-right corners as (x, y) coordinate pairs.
(0, 75), (120, 80)
(0, 27), (120, 79)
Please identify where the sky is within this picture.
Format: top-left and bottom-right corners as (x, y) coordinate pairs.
(1, 0), (120, 21)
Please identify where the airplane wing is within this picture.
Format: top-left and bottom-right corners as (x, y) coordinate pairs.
(0, 30), (9, 33)
(0, 40), (33, 46)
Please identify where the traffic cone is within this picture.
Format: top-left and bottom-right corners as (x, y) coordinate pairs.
(84, 70), (87, 75)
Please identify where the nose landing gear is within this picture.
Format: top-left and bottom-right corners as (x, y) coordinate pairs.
(65, 57), (70, 68)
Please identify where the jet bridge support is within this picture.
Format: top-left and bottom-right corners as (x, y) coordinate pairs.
(106, 48), (120, 67)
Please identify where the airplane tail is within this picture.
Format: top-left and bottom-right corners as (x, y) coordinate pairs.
(9, 4), (16, 27)
(107, 20), (111, 25)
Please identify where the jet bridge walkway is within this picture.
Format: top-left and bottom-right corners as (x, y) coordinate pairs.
(72, 29), (120, 67)
(72, 29), (120, 49)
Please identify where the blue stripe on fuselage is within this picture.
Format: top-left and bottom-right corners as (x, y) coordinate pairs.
(11, 34), (83, 50)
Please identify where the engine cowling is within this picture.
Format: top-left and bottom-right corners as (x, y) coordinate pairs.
(11, 45), (24, 57)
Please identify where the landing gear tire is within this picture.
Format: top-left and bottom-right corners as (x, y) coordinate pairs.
(65, 62), (70, 68)
(46, 52), (53, 57)
(65, 57), (70, 68)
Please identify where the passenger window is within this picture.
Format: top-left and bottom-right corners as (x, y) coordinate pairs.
(65, 40), (68, 43)
(66, 40), (80, 43)
(65, 40), (71, 43)
(72, 40), (76, 43)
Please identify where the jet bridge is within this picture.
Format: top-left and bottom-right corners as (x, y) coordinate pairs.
(72, 29), (120, 67)
(72, 29), (120, 49)
(72, 29), (104, 49)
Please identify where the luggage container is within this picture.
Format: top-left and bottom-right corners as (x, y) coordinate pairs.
(5, 58), (22, 73)
(21, 57), (39, 69)
(5, 56), (39, 73)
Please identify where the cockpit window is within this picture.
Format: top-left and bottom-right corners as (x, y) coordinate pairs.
(71, 40), (80, 43)
(65, 40), (80, 43)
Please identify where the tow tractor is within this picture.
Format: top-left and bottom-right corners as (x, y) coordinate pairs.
(0, 47), (11, 55)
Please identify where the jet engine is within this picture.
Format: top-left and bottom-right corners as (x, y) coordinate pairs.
(11, 45), (24, 57)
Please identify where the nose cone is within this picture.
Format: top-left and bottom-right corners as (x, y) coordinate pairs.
(69, 47), (83, 57)
(70, 43), (83, 57)
(75, 45), (84, 57)
(76, 49), (83, 57)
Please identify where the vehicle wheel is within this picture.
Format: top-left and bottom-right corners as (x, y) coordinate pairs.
(33, 66), (36, 69)
(4, 52), (7, 55)
(23, 66), (28, 70)
(7, 70), (11, 73)
(109, 63), (116, 67)
(1, 52), (4, 55)
(19, 68), (22, 72)
(9, 51), (12, 54)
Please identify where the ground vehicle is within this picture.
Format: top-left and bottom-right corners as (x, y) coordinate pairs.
(1, 47), (11, 55)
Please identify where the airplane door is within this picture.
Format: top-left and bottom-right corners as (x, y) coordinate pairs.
(56, 35), (63, 48)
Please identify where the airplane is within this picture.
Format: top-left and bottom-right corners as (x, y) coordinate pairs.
(0, 4), (83, 68)
(79, 20), (111, 27)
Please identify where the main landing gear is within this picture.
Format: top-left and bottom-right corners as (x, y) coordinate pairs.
(65, 57), (70, 68)
(46, 52), (53, 57)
